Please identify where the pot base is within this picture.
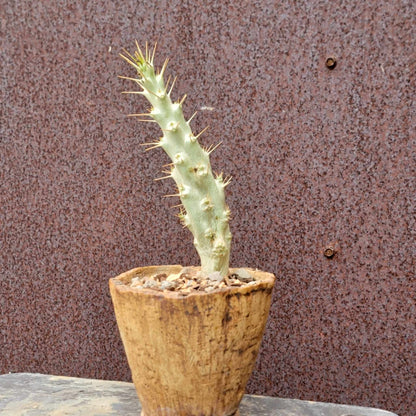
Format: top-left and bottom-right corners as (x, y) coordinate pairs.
(141, 411), (240, 416)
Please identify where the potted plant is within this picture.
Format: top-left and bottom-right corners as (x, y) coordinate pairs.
(109, 42), (276, 416)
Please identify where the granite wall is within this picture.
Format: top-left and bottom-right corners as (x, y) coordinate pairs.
(1, 1), (415, 415)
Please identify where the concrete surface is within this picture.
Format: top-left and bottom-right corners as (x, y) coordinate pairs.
(0, 373), (398, 416)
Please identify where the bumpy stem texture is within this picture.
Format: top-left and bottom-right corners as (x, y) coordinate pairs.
(121, 43), (232, 276)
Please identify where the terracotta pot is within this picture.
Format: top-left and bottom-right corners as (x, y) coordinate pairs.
(109, 265), (275, 416)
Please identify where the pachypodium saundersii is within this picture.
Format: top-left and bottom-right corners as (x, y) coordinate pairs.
(120, 43), (232, 277)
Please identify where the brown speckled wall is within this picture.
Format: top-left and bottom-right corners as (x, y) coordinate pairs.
(1, 1), (415, 415)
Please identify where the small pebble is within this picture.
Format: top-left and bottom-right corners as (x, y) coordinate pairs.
(154, 273), (167, 282)
(133, 285), (143, 289)
(144, 279), (158, 289)
(235, 268), (253, 282)
(160, 280), (176, 291)
(180, 267), (195, 277)
(131, 277), (141, 287)
(207, 272), (224, 282)
(166, 273), (181, 282)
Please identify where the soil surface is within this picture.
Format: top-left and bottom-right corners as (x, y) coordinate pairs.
(127, 267), (257, 295)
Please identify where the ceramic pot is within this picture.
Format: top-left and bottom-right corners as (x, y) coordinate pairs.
(109, 265), (275, 416)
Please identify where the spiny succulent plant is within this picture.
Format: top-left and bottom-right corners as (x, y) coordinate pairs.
(120, 42), (232, 277)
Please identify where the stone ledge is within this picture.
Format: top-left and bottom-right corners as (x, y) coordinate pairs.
(0, 373), (398, 416)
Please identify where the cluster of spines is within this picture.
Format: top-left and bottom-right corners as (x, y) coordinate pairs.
(120, 42), (232, 277)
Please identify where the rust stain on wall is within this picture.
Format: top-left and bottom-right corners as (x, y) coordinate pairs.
(1, 1), (415, 416)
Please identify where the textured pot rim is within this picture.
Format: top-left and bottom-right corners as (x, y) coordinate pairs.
(109, 265), (276, 300)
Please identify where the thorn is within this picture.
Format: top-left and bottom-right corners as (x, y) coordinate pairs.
(154, 175), (172, 181)
(121, 91), (145, 95)
(195, 126), (209, 139)
(162, 162), (175, 168)
(121, 48), (136, 62)
(145, 41), (149, 62)
(164, 75), (172, 93)
(120, 80), (157, 97)
(177, 208), (189, 227)
(131, 118), (157, 123)
(140, 142), (163, 151)
(143, 145), (161, 152)
(151, 42), (157, 64)
(177, 212), (190, 228)
(206, 141), (222, 154)
(224, 175), (232, 187)
(134, 41), (145, 61)
(168, 76), (177, 97)
(159, 58), (169, 77)
(170, 203), (184, 209)
(179, 94), (187, 105)
(140, 141), (160, 147)
(120, 52), (142, 73)
(118, 75), (142, 82)
(187, 111), (198, 123)
(163, 193), (181, 198)
(120, 50), (135, 63)
(143, 87), (161, 98)
(127, 113), (153, 118)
